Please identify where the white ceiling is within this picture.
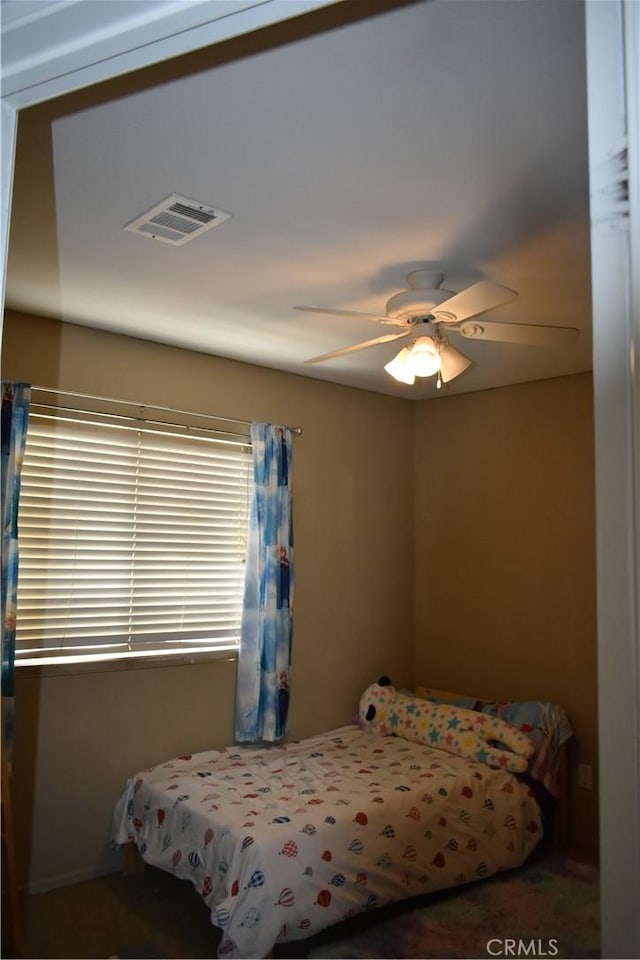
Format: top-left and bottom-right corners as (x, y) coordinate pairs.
(4, 0), (592, 399)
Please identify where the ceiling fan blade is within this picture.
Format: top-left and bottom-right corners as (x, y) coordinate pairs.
(431, 281), (518, 323)
(457, 319), (579, 347)
(438, 342), (472, 383)
(294, 305), (403, 326)
(305, 331), (411, 364)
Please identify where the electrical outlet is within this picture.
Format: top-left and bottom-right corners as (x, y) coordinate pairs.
(578, 763), (593, 790)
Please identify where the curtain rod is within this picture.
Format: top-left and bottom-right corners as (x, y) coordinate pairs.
(30, 386), (303, 437)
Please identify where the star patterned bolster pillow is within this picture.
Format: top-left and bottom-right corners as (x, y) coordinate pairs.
(358, 680), (535, 773)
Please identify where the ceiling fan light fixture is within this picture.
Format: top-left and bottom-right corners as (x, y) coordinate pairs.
(385, 337), (441, 384)
(407, 336), (441, 377)
(384, 346), (416, 384)
(438, 342), (473, 383)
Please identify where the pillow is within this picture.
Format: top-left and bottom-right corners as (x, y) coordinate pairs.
(415, 686), (573, 796)
(359, 682), (534, 773)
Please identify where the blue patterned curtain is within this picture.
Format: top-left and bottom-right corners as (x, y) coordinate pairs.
(1, 382), (30, 758)
(235, 423), (294, 743)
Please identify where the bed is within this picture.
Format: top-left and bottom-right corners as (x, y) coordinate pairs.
(112, 682), (572, 959)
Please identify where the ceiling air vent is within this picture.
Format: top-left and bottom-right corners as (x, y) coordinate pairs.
(124, 194), (232, 245)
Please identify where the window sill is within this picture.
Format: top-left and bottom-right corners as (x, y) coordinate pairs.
(15, 648), (238, 679)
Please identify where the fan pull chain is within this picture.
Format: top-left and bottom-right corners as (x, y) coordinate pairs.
(436, 370), (443, 390)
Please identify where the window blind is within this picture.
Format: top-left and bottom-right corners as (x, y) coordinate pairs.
(16, 406), (251, 666)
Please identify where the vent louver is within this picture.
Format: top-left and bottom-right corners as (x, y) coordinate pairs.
(124, 194), (232, 245)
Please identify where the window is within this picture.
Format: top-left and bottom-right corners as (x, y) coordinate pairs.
(15, 405), (252, 667)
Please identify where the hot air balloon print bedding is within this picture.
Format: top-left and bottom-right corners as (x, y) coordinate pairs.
(113, 723), (543, 959)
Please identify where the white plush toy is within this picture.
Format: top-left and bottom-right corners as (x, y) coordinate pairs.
(359, 678), (534, 773)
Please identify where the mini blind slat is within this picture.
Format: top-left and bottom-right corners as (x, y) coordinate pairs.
(19, 516), (246, 528)
(18, 552), (242, 564)
(17, 599), (242, 617)
(16, 410), (251, 665)
(16, 586), (239, 599)
(22, 465), (249, 485)
(18, 572), (244, 585)
(18, 611), (242, 634)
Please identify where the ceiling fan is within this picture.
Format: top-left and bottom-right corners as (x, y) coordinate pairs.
(294, 270), (579, 387)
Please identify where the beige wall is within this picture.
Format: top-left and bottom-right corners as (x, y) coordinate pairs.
(2, 312), (598, 889)
(2, 310), (415, 891)
(413, 372), (598, 857)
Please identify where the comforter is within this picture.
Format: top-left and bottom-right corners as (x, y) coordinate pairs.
(113, 724), (542, 958)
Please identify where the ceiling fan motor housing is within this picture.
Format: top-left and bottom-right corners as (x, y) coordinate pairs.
(385, 285), (457, 323)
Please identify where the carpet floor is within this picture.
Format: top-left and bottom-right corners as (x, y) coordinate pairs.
(21, 851), (599, 959)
